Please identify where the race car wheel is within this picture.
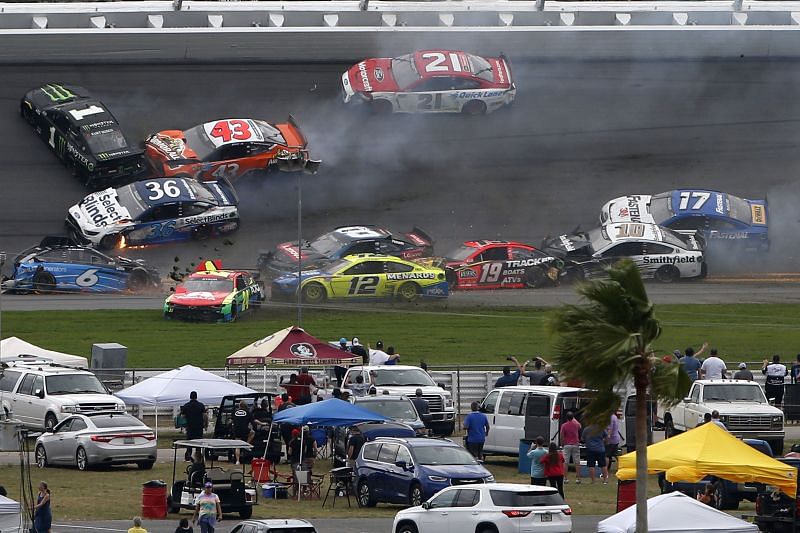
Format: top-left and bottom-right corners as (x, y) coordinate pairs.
(32, 271), (56, 293)
(302, 282), (326, 304)
(127, 269), (150, 292)
(230, 304), (239, 323)
(99, 234), (121, 251)
(192, 224), (213, 241)
(461, 100), (487, 115)
(654, 265), (680, 283)
(370, 99), (393, 115)
(396, 282), (420, 303)
(523, 267), (549, 289)
(445, 270), (458, 290)
(699, 262), (708, 279)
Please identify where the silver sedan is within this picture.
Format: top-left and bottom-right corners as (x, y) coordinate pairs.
(35, 412), (157, 470)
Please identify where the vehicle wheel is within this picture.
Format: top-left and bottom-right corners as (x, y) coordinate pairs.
(395, 522), (418, 533)
(654, 265), (680, 283)
(767, 439), (784, 455)
(664, 418), (679, 439)
(44, 413), (58, 432)
(192, 224), (213, 241)
(699, 261), (708, 279)
(370, 99), (393, 115)
(461, 100), (487, 115)
(229, 304), (239, 323)
(396, 282), (420, 303)
(301, 282), (326, 304)
(76, 447), (89, 471)
(167, 495), (179, 514)
(477, 527), (498, 533)
(127, 269), (150, 292)
(32, 271), (56, 294)
(561, 265), (585, 284)
(713, 480), (739, 510)
(170, 481), (185, 513)
(445, 270), (458, 291)
(35, 445), (48, 468)
(409, 482), (424, 507)
(137, 461), (155, 470)
(357, 479), (376, 508)
(523, 267), (549, 289)
(238, 507), (253, 519)
(20, 104), (35, 125)
(99, 234), (121, 251)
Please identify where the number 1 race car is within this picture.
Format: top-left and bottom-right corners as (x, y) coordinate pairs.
(341, 50), (515, 114)
(257, 225), (434, 277)
(270, 254), (448, 303)
(20, 84), (145, 188)
(66, 177), (239, 250)
(600, 189), (769, 251)
(144, 116), (320, 182)
(163, 260), (264, 322)
(2, 236), (160, 294)
(541, 223), (706, 283)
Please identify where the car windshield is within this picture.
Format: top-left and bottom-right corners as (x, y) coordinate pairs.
(702, 384), (767, 403)
(727, 194), (753, 224)
(587, 227), (609, 254)
(91, 414), (145, 428)
(182, 124), (216, 160)
(447, 245), (476, 261)
(181, 278), (234, 293)
(468, 54), (495, 82)
(391, 54), (421, 89)
(46, 374), (107, 395)
(371, 368), (435, 387)
(84, 129), (128, 154)
(115, 184), (147, 219)
(490, 490), (564, 507)
(650, 192), (672, 222)
(322, 258), (353, 274)
(415, 446), (477, 465)
(310, 233), (347, 256)
(356, 399), (418, 420)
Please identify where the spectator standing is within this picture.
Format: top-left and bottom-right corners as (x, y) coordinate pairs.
(680, 345), (706, 381)
(463, 402), (490, 460)
(175, 518), (193, 533)
(763, 355), (788, 408)
(350, 338), (368, 365)
(350, 374), (369, 397)
(560, 412), (582, 484)
(346, 425), (365, 467)
(605, 412), (621, 472)
(710, 410), (727, 430)
(733, 363), (754, 381)
(232, 400), (253, 464)
(33, 481), (51, 533)
(520, 358), (546, 386)
(700, 348), (727, 380)
(334, 338), (350, 387)
(540, 442), (565, 498)
(281, 374), (302, 402)
(276, 393), (295, 412)
(181, 391), (207, 461)
(293, 368), (318, 405)
(128, 517), (147, 533)
(192, 482), (222, 533)
(697, 484), (715, 506)
(541, 364), (559, 386)
(368, 341), (400, 365)
(791, 354), (800, 385)
(526, 437), (548, 486)
(582, 424), (609, 484)
(385, 346), (400, 365)
(495, 357), (522, 388)
(411, 389), (431, 426)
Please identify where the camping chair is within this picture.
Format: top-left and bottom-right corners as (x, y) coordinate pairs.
(310, 428), (330, 459)
(293, 465), (323, 500)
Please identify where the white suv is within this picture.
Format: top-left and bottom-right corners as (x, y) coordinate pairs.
(0, 362), (125, 431)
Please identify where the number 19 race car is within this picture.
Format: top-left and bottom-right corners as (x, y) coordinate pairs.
(341, 50), (515, 114)
(144, 116), (320, 182)
(66, 177), (239, 250)
(20, 84), (145, 188)
(2, 237), (160, 294)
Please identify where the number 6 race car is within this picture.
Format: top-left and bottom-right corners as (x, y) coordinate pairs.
(144, 116), (320, 182)
(66, 177), (239, 250)
(341, 50), (515, 114)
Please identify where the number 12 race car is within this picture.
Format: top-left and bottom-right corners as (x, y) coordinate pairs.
(342, 50), (515, 114)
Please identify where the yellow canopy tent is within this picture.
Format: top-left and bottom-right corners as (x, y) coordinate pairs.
(617, 422), (797, 496)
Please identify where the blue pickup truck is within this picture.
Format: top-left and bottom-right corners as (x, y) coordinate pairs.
(658, 438), (773, 510)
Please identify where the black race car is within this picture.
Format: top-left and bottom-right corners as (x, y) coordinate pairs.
(20, 83), (145, 188)
(257, 225), (434, 277)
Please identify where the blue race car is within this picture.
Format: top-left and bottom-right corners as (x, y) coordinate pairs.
(2, 236), (161, 294)
(65, 177), (240, 250)
(600, 189), (768, 251)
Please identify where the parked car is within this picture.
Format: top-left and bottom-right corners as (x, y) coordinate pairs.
(393, 483), (572, 533)
(352, 395), (427, 435)
(229, 519), (318, 533)
(332, 421), (417, 468)
(754, 457), (800, 533)
(355, 436), (494, 508)
(34, 412), (156, 470)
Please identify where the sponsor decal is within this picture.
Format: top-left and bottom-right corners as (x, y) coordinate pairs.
(83, 191), (126, 227)
(710, 231), (748, 239)
(149, 135), (185, 160)
(185, 213), (231, 226)
(494, 60), (505, 84)
(90, 128), (114, 137)
(642, 255), (698, 264)
(66, 143), (95, 170)
(374, 67), (384, 82)
(424, 286), (446, 296)
(506, 257), (555, 268)
(386, 272), (436, 281)
(505, 269), (525, 275)
(618, 196), (642, 223)
(182, 291), (217, 300)
(358, 62), (373, 92)
(501, 277), (522, 284)
(280, 244), (301, 260)
(290, 343), (317, 358)
(98, 150), (132, 160)
(83, 120), (115, 130)
(751, 204), (766, 225)
(455, 90), (504, 99)
(41, 84), (74, 102)
(715, 194), (725, 214)
(458, 269), (478, 278)
(559, 235), (576, 252)
(402, 250), (423, 259)
(218, 222), (238, 233)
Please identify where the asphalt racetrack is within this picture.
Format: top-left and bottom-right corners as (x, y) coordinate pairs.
(2, 61), (800, 308)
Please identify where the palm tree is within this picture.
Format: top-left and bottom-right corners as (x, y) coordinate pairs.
(547, 259), (690, 533)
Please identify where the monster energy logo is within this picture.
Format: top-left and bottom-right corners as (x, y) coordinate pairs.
(56, 135), (67, 157)
(97, 153), (109, 161)
(41, 84), (75, 102)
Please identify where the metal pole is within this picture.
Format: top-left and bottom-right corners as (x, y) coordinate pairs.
(296, 173), (302, 327)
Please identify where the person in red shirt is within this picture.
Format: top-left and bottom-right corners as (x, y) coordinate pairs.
(293, 368), (318, 405)
(559, 411), (582, 484)
(540, 442), (565, 498)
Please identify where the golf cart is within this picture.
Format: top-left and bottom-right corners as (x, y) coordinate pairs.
(211, 392), (278, 462)
(170, 439), (256, 518)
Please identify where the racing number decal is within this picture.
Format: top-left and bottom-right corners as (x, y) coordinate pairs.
(145, 180), (182, 201)
(418, 94), (443, 110)
(209, 120), (251, 143)
(348, 276), (380, 295)
(479, 262), (504, 283)
(48, 127), (56, 148)
(422, 52), (463, 72)
(614, 223), (646, 238)
(146, 220), (177, 240)
(679, 191), (711, 210)
(75, 268), (99, 288)
(68, 105), (105, 121)
(337, 226), (384, 239)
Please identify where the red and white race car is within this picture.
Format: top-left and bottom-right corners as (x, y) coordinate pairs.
(341, 50), (515, 114)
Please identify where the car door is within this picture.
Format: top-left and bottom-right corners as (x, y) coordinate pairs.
(419, 487), (460, 533)
(681, 384), (703, 429)
(11, 374), (37, 426)
(392, 444), (415, 503)
(524, 393), (553, 443)
(332, 260), (385, 299)
(492, 390), (527, 454)
(397, 77), (456, 113)
(480, 390), (501, 451)
(69, 248), (120, 292)
(375, 442), (400, 502)
(47, 417), (76, 463)
(27, 375), (48, 429)
(474, 246), (511, 287)
(446, 488), (482, 533)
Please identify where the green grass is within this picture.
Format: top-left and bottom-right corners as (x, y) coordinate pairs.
(3, 304), (800, 367)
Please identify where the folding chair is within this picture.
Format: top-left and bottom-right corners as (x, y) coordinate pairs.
(294, 467), (323, 500)
(310, 428), (330, 460)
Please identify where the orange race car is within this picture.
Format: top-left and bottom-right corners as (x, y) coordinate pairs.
(144, 116), (320, 182)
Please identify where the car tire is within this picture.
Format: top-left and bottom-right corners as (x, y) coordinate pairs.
(238, 507), (253, 519)
(664, 417), (681, 439)
(477, 527), (498, 533)
(445, 270), (458, 291)
(523, 267), (549, 289)
(35, 445), (48, 468)
(461, 100), (487, 116)
(409, 482), (424, 507)
(229, 304), (239, 323)
(396, 282), (420, 303)
(44, 413), (58, 433)
(76, 447), (89, 471)
(137, 461), (155, 470)
(654, 265), (680, 283)
(395, 522), (418, 533)
(767, 439), (784, 456)
(127, 269), (150, 292)
(370, 99), (393, 115)
(302, 282), (326, 304)
(20, 103), (35, 125)
(357, 479), (376, 508)
(32, 271), (56, 294)
(99, 234), (121, 251)
(192, 224), (213, 241)
(713, 480), (739, 510)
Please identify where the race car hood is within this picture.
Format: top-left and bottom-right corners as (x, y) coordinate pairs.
(489, 56), (514, 89)
(71, 188), (132, 230)
(145, 131), (197, 161)
(601, 195), (654, 225)
(167, 289), (230, 306)
(345, 59), (399, 93)
(541, 233), (591, 257)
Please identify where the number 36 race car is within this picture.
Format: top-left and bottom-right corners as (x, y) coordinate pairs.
(341, 50), (515, 115)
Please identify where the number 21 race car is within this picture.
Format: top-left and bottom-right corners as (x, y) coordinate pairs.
(342, 50), (515, 114)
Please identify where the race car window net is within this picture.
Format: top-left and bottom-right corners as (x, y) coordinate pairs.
(84, 129), (128, 154)
(391, 54), (420, 89)
(587, 227), (609, 254)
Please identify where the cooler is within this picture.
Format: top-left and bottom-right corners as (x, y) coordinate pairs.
(518, 439), (533, 474)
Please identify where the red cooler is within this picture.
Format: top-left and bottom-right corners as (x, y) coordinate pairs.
(142, 480), (168, 519)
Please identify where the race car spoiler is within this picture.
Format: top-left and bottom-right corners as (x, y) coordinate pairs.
(280, 114), (321, 174)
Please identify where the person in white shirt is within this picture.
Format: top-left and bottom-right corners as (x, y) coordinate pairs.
(368, 340), (399, 365)
(699, 348), (727, 380)
(763, 354), (788, 407)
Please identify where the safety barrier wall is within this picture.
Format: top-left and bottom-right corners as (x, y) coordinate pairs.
(4, 1), (800, 62)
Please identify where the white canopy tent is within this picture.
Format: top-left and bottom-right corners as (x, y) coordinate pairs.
(0, 494), (23, 533)
(0, 337), (88, 368)
(597, 491), (759, 533)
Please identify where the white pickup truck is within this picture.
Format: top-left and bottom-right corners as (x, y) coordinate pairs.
(659, 379), (785, 454)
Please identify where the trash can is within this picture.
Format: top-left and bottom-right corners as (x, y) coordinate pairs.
(518, 439), (533, 474)
(142, 480), (167, 519)
(616, 480), (636, 512)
